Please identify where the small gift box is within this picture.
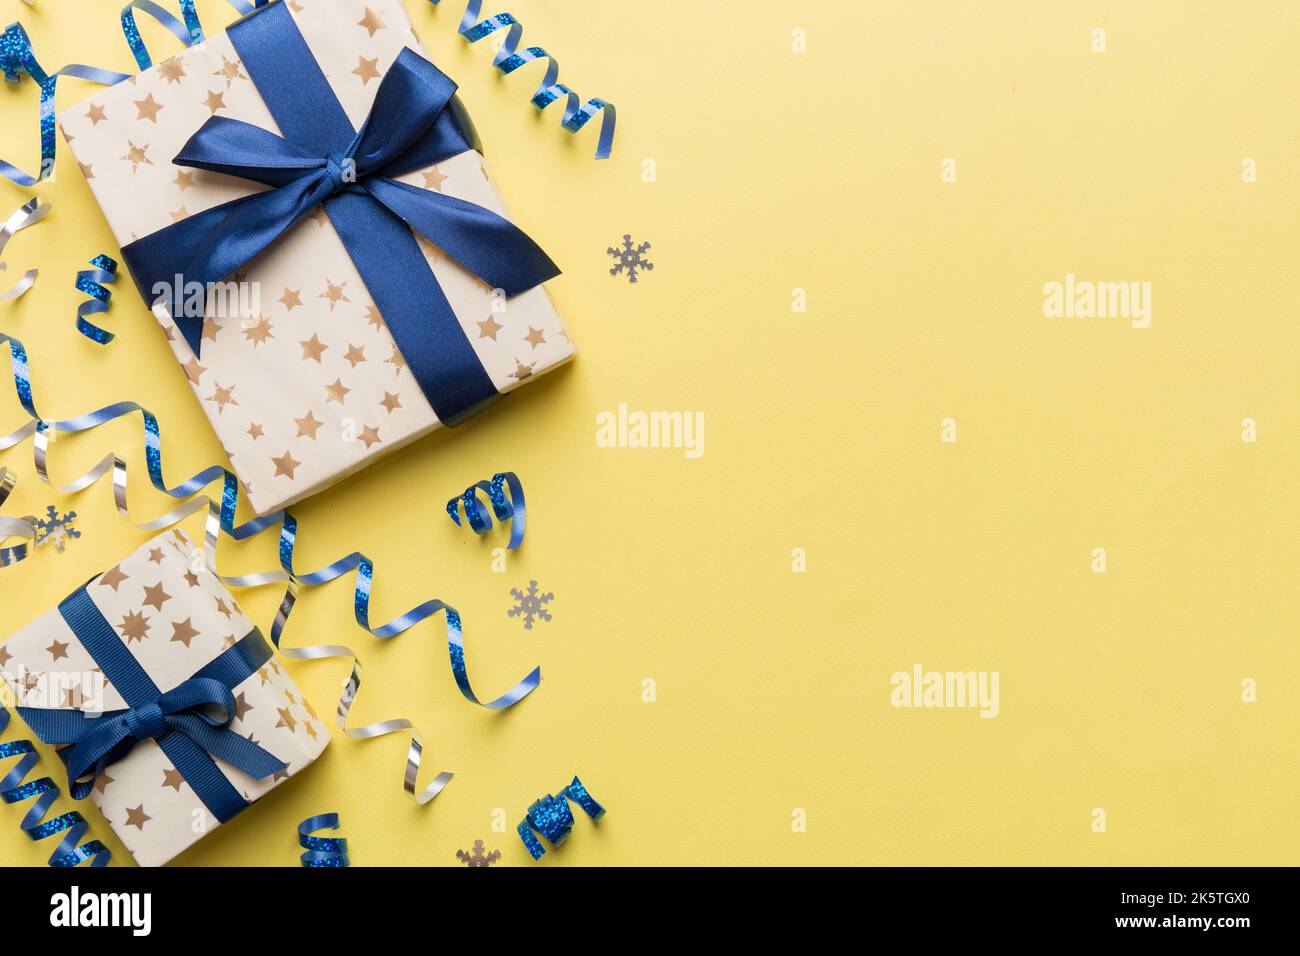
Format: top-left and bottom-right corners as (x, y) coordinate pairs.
(59, 0), (575, 515)
(0, 530), (328, 866)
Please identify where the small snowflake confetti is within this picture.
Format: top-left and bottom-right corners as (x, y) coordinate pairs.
(456, 839), (502, 867)
(607, 234), (653, 283)
(33, 505), (80, 553)
(508, 580), (554, 630)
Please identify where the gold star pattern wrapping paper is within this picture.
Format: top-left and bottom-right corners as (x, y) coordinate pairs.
(57, 0), (575, 515)
(1, 530), (328, 867)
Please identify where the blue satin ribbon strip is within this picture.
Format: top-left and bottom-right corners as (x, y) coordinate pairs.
(299, 813), (349, 867)
(428, 1), (615, 159)
(517, 775), (604, 860)
(1, 331), (542, 804)
(447, 471), (526, 550)
(0, 706), (111, 866)
(74, 254), (118, 345)
(18, 588), (286, 821)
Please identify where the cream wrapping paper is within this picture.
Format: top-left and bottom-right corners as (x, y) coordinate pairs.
(1, 530), (329, 866)
(58, 0), (575, 514)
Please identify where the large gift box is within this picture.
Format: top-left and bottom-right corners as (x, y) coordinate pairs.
(0, 530), (328, 866)
(59, 0), (575, 515)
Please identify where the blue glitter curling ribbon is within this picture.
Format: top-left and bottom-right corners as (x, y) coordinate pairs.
(428, 1), (615, 158)
(299, 813), (349, 867)
(447, 471), (525, 549)
(0, 706), (112, 866)
(517, 775), (604, 860)
(0, 466), (35, 567)
(0, 22), (130, 187)
(74, 254), (118, 345)
(0, 332), (542, 804)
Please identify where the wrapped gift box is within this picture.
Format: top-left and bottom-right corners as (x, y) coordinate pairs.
(59, 0), (575, 515)
(0, 530), (328, 866)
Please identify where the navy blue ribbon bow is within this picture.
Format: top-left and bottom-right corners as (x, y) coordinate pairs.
(19, 587), (287, 823)
(120, 0), (560, 424)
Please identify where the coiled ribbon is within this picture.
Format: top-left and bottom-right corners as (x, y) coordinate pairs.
(0, 466), (35, 567)
(428, 0), (615, 159)
(517, 775), (604, 860)
(0, 331), (541, 804)
(0, 198), (49, 301)
(74, 254), (117, 345)
(299, 812), (349, 866)
(0, 706), (112, 866)
(447, 471), (525, 550)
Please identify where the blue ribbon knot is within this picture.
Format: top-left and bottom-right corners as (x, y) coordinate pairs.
(120, 1), (560, 426)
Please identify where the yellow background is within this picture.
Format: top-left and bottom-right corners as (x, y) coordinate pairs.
(1, 0), (1297, 866)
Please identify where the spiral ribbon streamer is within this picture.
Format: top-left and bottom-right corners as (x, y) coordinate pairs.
(0, 331), (541, 803)
(0, 198), (49, 301)
(0, 466), (35, 568)
(298, 812), (349, 867)
(0, 706), (112, 866)
(447, 471), (525, 550)
(428, 0), (615, 159)
(518, 775), (604, 860)
(74, 254), (118, 345)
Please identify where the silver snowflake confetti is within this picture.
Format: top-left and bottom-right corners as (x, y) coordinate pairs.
(607, 234), (653, 283)
(456, 839), (502, 867)
(508, 580), (554, 630)
(33, 505), (80, 553)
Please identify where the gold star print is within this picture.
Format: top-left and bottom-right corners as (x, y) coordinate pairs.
(385, 346), (406, 376)
(477, 314), (504, 340)
(214, 596), (234, 619)
(0, 645), (10, 669)
(299, 333), (328, 362)
(233, 692), (253, 721)
(162, 324), (177, 341)
(158, 58), (187, 84)
(247, 422), (264, 440)
(510, 359), (536, 381)
(304, 721), (318, 740)
(243, 315), (274, 346)
(524, 327), (546, 349)
(142, 581), (172, 611)
(352, 56), (381, 85)
(319, 279), (350, 309)
(47, 639), (70, 661)
(303, 698), (319, 721)
(22, 671), (41, 694)
(379, 391), (402, 414)
(214, 57), (245, 87)
(124, 804), (152, 830)
(134, 93), (164, 123)
(279, 287), (302, 311)
(220, 634), (238, 650)
(182, 356), (205, 385)
(62, 684), (87, 708)
(118, 611), (150, 643)
(365, 305), (384, 330)
(86, 103), (108, 125)
(203, 89), (226, 114)
(207, 382), (239, 414)
(202, 316), (224, 342)
(161, 767), (186, 791)
(272, 767), (290, 782)
(183, 569), (201, 589)
(343, 344), (366, 368)
(324, 378), (350, 404)
(357, 425), (382, 449)
(358, 6), (386, 36)
(170, 205), (189, 223)
(295, 410), (324, 440)
(174, 170), (194, 191)
(121, 141), (152, 172)
(93, 772), (114, 794)
(148, 547), (165, 564)
(169, 618), (200, 647)
(276, 706), (298, 732)
(79, 162), (94, 180)
(99, 564), (129, 590)
(422, 166), (447, 190)
(271, 450), (301, 480)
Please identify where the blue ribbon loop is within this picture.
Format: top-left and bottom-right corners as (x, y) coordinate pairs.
(517, 775), (604, 860)
(18, 587), (287, 821)
(299, 812), (349, 867)
(75, 254), (118, 345)
(120, 0), (560, 425)
(447, 471), (526, 549)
